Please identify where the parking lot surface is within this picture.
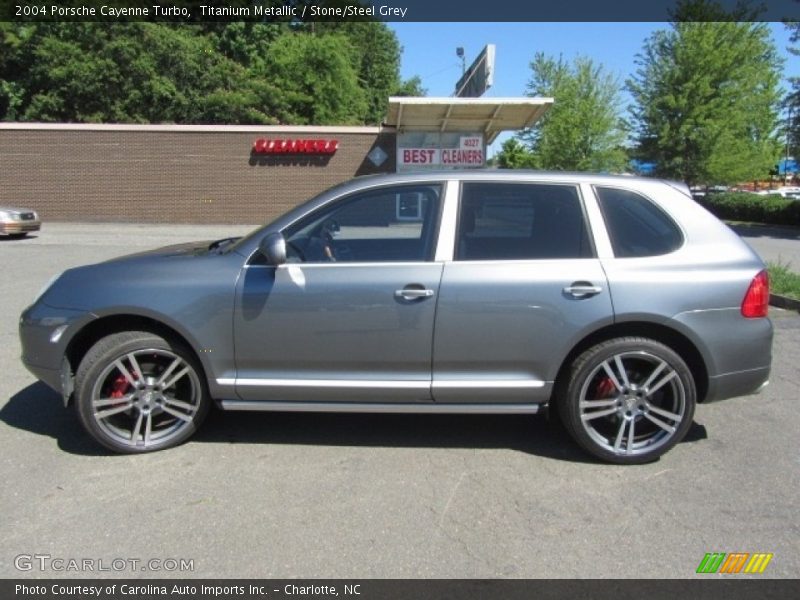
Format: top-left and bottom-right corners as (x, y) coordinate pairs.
(1, 223), (798, 578)
(731, 223), (800, 269)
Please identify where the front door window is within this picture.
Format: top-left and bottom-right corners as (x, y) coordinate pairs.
(284, 184), (442, 263)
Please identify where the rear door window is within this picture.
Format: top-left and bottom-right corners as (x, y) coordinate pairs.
(455, 182), (594, 260)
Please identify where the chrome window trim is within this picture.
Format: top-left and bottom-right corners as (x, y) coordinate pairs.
(580, 182), (615, 259)
(434, 179), (460, 262)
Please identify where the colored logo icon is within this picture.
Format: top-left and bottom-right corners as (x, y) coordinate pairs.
(696, 552), (773, 574)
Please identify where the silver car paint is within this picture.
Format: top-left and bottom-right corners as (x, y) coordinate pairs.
(20, 170), (772, 412)
(431, 258), (613, 403)
(232, 262), (443, 403)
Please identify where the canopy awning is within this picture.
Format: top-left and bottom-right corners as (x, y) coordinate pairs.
(385, 97), (553, 144)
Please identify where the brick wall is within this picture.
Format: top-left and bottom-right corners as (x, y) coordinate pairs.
(0, 125), (396, 224)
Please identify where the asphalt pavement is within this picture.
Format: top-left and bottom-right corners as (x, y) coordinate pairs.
(0, 223), (798, 579)
(731, 223), (800, 268)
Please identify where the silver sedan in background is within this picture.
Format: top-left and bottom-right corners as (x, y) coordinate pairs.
(0, 206), (40, 238)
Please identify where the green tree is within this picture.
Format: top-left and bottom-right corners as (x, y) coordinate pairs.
(262, 33), (367, 125)
(394, 75), (427, 97)
(516, 53), (628, 172)
(310, 22), (406, 123)
(628, 2), (783, 185)
(0, 20), (418, 126)
(493, 138), (536, 169)
(785, 2), (800, 164)
(0, 23), (278, 124)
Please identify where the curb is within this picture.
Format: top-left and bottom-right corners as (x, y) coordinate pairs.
(770, 293), (800, 312)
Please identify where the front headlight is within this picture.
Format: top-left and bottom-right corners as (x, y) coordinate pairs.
(32, 274), (61, 305)
(0, 210), (11, 221)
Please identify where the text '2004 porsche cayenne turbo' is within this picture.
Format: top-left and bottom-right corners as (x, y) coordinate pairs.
(20, 171), (772, 463)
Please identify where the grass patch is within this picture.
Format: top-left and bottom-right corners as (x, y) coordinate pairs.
(767, 261), (800, 300)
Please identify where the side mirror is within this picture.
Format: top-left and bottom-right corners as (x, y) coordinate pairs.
(259, 232), (287, 266)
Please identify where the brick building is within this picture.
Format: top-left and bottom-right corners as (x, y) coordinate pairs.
(0, 98), (550, 224)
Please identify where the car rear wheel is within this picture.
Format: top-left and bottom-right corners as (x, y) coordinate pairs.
(74, 331), (210, 454)
(558, 337), (696, 464)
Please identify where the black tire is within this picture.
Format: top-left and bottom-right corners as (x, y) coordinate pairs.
(74, 331), (210, 454)
(558, 337), (696, 464)
(8, 232), (27, 239)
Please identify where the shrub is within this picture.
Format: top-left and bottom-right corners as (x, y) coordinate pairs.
(697, 192), (800, 227)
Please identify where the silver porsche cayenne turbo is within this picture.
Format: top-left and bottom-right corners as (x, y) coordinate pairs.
(19, 171), (772, 463)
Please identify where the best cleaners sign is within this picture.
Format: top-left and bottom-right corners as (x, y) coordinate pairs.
(397, 134), (485, 170)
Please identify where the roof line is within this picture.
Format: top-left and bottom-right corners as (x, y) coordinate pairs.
(0, 123), (390, 134)
(388, 96), (554, 105)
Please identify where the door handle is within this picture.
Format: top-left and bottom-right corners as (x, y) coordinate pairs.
(563, 282), (603, 298)
(395, 286), (435, 300)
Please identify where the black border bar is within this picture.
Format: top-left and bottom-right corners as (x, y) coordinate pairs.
(3, 579), (800, 600)
(1, 0), (798, 23)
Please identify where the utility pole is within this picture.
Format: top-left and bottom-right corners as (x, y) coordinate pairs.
(785, 105), (794, 186)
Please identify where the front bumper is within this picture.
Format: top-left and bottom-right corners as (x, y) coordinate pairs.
(1, 220), (41, 234)
(19, 302), (94, 397)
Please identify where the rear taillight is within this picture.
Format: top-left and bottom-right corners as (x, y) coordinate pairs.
(741, 270), (769, 318)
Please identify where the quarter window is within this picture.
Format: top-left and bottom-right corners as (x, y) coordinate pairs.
(284, 184), (442, 263)
(594, 187), (683, 257)
(456, 183), (593, 260)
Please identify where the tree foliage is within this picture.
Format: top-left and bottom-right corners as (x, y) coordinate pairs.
(494, 138), (535, 169)
(496, 53), (628, 172)
(261, 33), (367, 125)
(628, 2), (783, 185)
(309, 21), (407, 124)
(394, 75), (427, 98)
(0, 20), (423, 125)
(785, 2), (800, 160)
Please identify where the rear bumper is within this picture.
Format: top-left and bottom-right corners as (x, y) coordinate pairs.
(705, 365), (771, 403)
(671, 309), (772, 403)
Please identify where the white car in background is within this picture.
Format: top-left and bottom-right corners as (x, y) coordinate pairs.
(755, 186), (800, 199)
(0, 207), (40, 238)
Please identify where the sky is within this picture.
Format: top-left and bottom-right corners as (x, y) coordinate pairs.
(390, 22), (800, 155)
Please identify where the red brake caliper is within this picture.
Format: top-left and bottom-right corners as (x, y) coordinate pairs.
(109, 374), (131, 399)
(596, 377), (616, 399)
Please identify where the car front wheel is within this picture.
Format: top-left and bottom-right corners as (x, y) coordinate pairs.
(558, 337), (696, 464)
(74, 331), (210, 453)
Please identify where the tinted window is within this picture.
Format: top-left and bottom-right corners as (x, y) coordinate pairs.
(456, 183), (593, 261)
(284, 184), (441, 263)
(595, 187), (683, 258)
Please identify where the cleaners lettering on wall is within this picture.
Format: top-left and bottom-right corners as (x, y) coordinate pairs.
(252, 139), (340, 155)
(400, 148), (484, 167)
